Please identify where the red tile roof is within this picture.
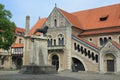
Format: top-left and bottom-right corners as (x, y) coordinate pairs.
(58, 8), (82, 28)
(77, 36), (99, 49)
(11, 43), (24, 48)
(58, 4), (120, 30)
(111, 40), (120, 49)
(72, 3), (120, 30)
(30, 4), (120, 36)
(28, 18), (47, 36)
(80, 27), (120, 36)
(15, 27), (25, 35)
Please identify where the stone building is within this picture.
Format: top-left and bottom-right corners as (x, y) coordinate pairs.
(23, 3), (120, 74)
(0, 27), (25, 69)
(11, 27), (25, 69)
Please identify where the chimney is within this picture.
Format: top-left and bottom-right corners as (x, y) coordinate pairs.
(25, 16), (30, 36)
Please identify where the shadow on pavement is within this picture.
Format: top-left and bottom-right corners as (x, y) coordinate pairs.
(0, 73), (81, 80)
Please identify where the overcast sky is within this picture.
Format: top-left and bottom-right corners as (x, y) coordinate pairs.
(0, 0), (120, 29)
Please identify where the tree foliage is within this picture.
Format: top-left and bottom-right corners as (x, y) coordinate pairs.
(0, 3), (16, 50)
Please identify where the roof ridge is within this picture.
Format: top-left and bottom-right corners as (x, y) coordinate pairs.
(72, 3), (120, 14)
(58, 8), (83, 29)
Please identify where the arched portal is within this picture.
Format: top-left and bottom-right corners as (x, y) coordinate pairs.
(12, 56), (23, 69)
(72, 57), (85, 72)
(104, 54), (116, 72)
(52, 55), (59, 70)
(17, 58), (23, 69)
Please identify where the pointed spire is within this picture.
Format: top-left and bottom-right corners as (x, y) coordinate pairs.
(55, 3), (57, 7)
(39, 16), (41, 20)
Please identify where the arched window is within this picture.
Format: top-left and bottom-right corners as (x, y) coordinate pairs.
(74, 43), (77, 50)
(77, 45), (80, 52)
(54, 39), (56, 46)
(61, 38), (64, 45)
(88, 50), (91, 58)
(58, 38), (61, 45)
(81, 46), (83, 54)
(58, 34), (64, 46)
(100, 38), (104, 46)
(47, 39), (50, 46)
(47, 35), (52, 47)
(108, 37), (112, 40)
(92, 52), (94, 60)
(84, 48), (87, 56)
(104, 37), (108, 44)
(54, 19), (57, 27)
(95, 55), (98, 63)
(48, 39), (52, 47)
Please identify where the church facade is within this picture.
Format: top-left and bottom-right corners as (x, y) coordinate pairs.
(23, 3), (120, 74)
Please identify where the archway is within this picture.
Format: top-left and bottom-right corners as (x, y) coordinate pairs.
(104, 54), (116, 72)
(52, 55), (59, 70)
(72, 57), (85, 72)
(12, 56), (23, 69)
(16, 58), (23, 69)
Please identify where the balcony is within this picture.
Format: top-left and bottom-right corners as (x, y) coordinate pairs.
(48, 45), (65, 50)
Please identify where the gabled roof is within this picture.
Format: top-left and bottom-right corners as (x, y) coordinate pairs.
(111, 40), (120, 49)
(11, 43), (23, 48)
(58, 8), (82, 28)
(100, 40), (120, 51)
(28, 18), (47, 36)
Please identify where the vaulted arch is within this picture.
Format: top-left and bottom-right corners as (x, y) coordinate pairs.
(72, 57), (85, 72)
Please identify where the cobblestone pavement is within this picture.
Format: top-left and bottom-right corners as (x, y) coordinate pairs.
(0, 71), (120, 80)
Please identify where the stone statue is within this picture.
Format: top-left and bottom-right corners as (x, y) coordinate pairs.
(34, 26), (48, 35)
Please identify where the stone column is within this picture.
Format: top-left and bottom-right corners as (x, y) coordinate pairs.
(66, 26), (72, 70)
(23, 16), (30, 65)
(25, 16), (30, 36)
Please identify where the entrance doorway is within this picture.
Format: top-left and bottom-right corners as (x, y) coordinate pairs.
(52, 55), (59, 70)
(107, 60), (114, 72)
(104, 54), (116, 73)
(12, 56), (23, 69)
(72, 58), (85, 72)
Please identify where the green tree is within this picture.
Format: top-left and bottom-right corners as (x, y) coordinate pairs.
(0, 3), (16, 50)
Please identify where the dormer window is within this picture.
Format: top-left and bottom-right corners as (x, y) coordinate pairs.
(17, 32), (22, 35)
(100, 15), (109, 21)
